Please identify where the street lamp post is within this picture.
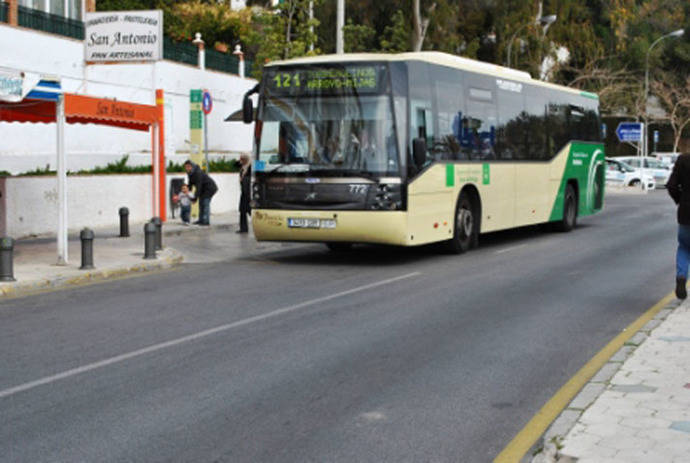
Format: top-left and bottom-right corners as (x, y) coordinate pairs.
(642, 28), (684, 189)
(506, 14), (556, 68)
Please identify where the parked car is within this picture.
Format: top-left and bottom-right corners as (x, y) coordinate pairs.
(614, 156), (670, 188)
(605, 158), (656, 189)
(652, 152), (681, 171)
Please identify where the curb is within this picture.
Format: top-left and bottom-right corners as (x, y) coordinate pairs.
(530, 298), (681, 463)
(0, 247), (184, 299)
(163, 222), (234, 237)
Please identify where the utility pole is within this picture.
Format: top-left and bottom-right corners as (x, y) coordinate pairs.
(336, 0), (344, 54)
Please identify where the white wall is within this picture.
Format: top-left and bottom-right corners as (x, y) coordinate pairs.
(0, 24), (257, 174)
(0, 173), (239, 237)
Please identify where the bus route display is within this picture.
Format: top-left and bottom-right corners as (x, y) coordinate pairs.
(265, 65), (385, 95)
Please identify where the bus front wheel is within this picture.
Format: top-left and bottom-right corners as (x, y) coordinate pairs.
(447, 192), (476, 254)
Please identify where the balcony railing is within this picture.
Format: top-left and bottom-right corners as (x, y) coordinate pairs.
(1, 2), (9, 23)
(18, 5), (84, 40)
(206, 48), (239, 75)
(163, 36), (198, 67)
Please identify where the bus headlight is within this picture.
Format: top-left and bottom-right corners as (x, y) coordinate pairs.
(370, 183), (402, 210)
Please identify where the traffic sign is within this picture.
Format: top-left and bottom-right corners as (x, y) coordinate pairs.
(616, 122), (643, 142)
(654, 130), (659, 143)
(202, 90), (213, 115)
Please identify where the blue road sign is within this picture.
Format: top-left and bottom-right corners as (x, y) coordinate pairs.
(202, 90), (213, 115)
(616, 122), (643, 142)
(654, 130), (659, 143)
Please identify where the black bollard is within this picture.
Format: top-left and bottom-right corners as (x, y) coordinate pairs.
(143, 222), (157, 259)
(79, 228), (95, 270)
(151, 217), (162, 251)
(119, 207), (130, 237)
(0, 237), (16, 282)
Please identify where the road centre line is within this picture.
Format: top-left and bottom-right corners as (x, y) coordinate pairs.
(0, 272), (420, 400)
(493, 290), (676, 463)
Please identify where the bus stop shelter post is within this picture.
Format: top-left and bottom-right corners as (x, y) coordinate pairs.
(152, 123), (160, 219)
(156, 89), (166, 221)
(56, 93), (68, 265)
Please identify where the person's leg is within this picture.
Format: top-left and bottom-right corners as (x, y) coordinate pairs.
(181, 205), (190, 223)
(200, 197), (211, 225)
(676, 224), (690, 298)
(239, 211), (248, 232)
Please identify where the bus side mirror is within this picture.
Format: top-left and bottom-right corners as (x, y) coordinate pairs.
(242, 95), (253, 124)
(412, 138), (427, 169)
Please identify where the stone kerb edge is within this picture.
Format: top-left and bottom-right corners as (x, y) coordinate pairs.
(0, 248), (184, 298)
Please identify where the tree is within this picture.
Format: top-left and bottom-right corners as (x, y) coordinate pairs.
(246, 0), (321, 77)
(653, 75), (690, 153)
(412, 0), (435, 51)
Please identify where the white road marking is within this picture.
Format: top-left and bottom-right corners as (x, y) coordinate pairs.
(494, 244), (528, 255)
(0, 272), (421, 400)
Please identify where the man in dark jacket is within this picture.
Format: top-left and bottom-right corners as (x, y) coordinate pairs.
(666, 153), (690, 299)
(184, 160), (218, 226)
(237, 154), (251, 233)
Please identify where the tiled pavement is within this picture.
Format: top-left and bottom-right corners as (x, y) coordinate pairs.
(533, 298), (690, 462)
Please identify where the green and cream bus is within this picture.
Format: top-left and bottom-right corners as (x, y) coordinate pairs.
(241, 51), (605, 252)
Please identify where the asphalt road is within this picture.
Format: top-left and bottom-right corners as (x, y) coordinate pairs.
(0, 190), (677, 462)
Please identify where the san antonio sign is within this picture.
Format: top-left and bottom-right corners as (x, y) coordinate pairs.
(84, 10), (163, 63)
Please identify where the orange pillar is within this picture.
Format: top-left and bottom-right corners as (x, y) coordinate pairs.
(156, 89), (166, 221)
(8, 0), (18, 26)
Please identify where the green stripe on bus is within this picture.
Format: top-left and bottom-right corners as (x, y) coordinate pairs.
(446, 164), (455, 187)
(580, 91), (599, 100)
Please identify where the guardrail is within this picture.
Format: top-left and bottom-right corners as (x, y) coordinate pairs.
(18, 5), (84, 40)
(0, 2), (9, 23)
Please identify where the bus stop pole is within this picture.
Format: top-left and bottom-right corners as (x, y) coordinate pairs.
(56, 93), (68, 265)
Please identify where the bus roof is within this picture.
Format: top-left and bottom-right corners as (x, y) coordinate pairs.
(265, 51), (592, 98)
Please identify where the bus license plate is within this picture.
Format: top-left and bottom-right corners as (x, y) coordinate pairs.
(288, 218), (336, 229)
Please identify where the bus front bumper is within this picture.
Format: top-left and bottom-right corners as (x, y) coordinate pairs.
(252, 209), (409, 246)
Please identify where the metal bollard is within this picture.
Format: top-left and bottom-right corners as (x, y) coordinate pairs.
(0, 237), (16, 282)
(119, 207), (130, 237)
(143, 222), (157, 259)
(151, 217), (162, 250)
(79, 228), (95, 270)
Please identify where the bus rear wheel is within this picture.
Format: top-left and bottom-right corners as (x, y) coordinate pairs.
(447, 192), (476, 254)
(555, 184), (577, 232)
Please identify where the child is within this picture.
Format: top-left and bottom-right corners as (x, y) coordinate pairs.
(177, 184), (195, 225)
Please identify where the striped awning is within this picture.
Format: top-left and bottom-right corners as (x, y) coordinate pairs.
(25, 78), (62, 102)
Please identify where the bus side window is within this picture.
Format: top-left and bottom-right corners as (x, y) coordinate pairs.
(464, 85), (497, 161)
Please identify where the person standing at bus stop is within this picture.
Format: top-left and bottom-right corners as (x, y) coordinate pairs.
(184, 160), (218, 226)
(666, 153), (690, 299)
(237, 154), (251, 234)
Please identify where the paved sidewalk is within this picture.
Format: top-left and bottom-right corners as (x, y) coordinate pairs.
(533, 297), (690, 463)
(0, 212), (242, 298)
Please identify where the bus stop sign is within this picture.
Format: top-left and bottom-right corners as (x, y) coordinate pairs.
(202, 90), (212, 115)
(616, 122), (643, 142)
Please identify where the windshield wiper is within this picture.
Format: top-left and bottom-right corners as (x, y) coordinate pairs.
(308, 168), (379, 180)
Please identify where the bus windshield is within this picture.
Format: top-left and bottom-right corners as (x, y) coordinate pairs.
(258, 66), (400, 177)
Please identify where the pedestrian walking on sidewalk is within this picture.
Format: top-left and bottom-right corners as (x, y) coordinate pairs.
(237, 154), (251, 234)
(666, 152), (690, 299)
(184, 160), (218, 226)
(177, 184), (195, 225)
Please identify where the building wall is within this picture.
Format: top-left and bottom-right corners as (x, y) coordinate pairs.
(0, 23), (257, 174)
(0, 173), (240, 237)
